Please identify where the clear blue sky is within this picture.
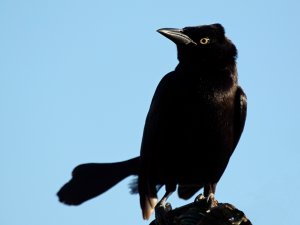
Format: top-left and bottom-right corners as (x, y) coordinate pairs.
(1, 1), (299, 225)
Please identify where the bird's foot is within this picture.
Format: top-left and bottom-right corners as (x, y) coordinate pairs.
(194, 193), (218, 212)
(154, 201), (172, 225)
(194, 193), (206, 202)
(206, 193), (218, 211)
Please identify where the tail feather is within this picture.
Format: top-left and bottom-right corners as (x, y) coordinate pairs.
(142, 196), (157, 220)
(57, 157), (140, 205)
(138, 176), (158, 220)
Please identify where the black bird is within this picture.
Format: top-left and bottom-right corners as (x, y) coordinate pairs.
(57, 23), (247, 220)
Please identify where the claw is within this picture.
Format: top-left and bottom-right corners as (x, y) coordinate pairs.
(206, 193), (218, 212)
(155, 201), (172, 225)
(194, 193), (218, 208)
(194, 194), (206, 202)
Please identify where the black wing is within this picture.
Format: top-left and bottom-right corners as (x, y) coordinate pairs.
(138, 72), (175, 219)
(140, 73), (174, 160)
(232, 86), (247, 152)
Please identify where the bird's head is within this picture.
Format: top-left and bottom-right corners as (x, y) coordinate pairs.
(157, 24), (237, 69)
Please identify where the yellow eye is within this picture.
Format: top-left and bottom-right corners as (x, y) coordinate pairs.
(199, 37), (210, 45)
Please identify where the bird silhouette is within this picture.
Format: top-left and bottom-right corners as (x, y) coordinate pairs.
(57, 23), (247, 220)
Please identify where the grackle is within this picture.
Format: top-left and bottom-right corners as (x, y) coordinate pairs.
(57, 23), (247, 220)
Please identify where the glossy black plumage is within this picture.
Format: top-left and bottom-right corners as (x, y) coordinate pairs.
(57, 23), (247, 220)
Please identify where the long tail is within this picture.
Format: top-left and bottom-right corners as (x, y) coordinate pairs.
(57, 157), (140, 205)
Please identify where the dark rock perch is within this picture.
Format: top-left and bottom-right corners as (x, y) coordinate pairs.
(149, 197), (252, 225)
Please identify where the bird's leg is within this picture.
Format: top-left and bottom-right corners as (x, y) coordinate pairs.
(204, 183), (218, 209)
(156, 191), (173, 210)
(154, 191), (173, 225)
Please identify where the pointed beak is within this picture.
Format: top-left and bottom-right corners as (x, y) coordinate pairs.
(157, 28), (197, 45)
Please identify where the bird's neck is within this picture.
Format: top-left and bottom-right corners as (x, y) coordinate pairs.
(176, 60), (236, 74)
(175, 61), (238, 86)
